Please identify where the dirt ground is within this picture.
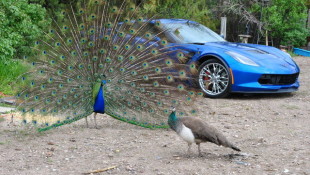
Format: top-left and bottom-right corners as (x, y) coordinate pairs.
(0, 56), (309, 175)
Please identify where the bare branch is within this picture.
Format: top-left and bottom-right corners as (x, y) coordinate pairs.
(221, 0), (267, 33)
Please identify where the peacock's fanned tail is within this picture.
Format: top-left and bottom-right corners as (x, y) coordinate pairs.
(16, 0), (203, 131)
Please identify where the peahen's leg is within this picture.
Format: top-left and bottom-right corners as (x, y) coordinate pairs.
(187, 143), (192, 155)
(197, 143), (202, 157)
(85, 117), (89, 128)
(94, 112), (98, 129)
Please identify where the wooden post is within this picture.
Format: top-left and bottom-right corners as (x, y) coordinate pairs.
(220, 17), (227, 39)
(307, 9), (310, 29)
(265, 30), (268, 46)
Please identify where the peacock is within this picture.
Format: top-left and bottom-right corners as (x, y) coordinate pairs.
(15, 0), (204, 131)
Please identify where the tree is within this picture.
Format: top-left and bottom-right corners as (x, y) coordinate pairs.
(221, 0), (308, 47)
(221, 0), (264, 43)
(141, 0), (218, 30)
(29, 0), (82, 22)
(262, 0), (309, 47)
(0, 0), (50, 61)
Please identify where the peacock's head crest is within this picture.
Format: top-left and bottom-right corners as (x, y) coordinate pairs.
(101, 74), (106, 85)
(95, 74), (107, 86)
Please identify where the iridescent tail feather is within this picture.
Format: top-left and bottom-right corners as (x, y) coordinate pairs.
(16, 0), (204, 131)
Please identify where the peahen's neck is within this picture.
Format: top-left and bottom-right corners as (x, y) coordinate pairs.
(168, 111), (182, 132)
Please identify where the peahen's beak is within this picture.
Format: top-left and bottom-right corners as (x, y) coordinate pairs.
(171, 106), (176, 112)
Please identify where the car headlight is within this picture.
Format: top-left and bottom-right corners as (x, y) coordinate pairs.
(226, 51), (259, 67)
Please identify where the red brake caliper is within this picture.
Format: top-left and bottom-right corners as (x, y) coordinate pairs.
(203, 71), (210, 80)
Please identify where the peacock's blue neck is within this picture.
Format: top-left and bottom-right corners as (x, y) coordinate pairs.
(93, 81), (106, 114)
(168, 111), (180, 132)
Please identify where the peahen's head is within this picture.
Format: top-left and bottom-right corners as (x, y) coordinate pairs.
(168, 106), (177, 119)
(171, 106), (176, 113)
(168, 106), (178, 129)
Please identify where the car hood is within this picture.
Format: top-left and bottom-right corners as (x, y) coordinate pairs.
(201, 42), (298, 72)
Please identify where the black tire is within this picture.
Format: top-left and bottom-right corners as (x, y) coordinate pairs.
(198, 59), (231, 98)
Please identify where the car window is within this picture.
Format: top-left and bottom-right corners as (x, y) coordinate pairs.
(161, 22), (225, 44)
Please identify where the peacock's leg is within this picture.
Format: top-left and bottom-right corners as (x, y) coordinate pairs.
(85, 117), (89, 128)
(94, 112), (98, 129)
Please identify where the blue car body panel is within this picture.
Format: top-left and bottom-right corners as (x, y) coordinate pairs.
(154, 19), (300, 94)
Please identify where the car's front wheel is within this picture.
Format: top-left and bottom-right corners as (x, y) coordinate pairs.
(198, 59), (231, 98)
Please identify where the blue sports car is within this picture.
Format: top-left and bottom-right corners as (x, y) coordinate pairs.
(152, 19), (300, 98)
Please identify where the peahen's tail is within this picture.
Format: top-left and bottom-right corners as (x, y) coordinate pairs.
(230, 145), (241, 152)
(16, 0), (204, 131)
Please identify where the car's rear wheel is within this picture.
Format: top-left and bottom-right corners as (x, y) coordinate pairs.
(198, 59), (231, 98)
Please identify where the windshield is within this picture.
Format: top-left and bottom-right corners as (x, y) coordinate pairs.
(161, 22), (225, 44)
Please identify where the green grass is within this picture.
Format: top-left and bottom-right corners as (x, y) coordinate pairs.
(287, 51), (298, 57)
(0, 59), (30, 97)
(281, 104), (300, 110)
(0, 103), (14, 108)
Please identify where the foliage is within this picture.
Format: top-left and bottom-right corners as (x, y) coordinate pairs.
(249, 0), (308, 47)
(141, 0), (219, 30)
(0, 59), (30, 96)
(0, 0), (50, 61)
(29, 0), (82, 22)
(221, 0), (308, 47)
(263, 0), (308, 47)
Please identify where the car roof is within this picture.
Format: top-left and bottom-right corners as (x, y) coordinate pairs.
(150, 19), (198, 25)
(117, 19), (198, 26)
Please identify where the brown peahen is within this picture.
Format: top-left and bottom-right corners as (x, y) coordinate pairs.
(168, 107), (241, 156)
(16, 0), (204, 131)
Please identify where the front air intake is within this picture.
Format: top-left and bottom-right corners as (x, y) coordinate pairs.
(258, 73), (299, 85)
